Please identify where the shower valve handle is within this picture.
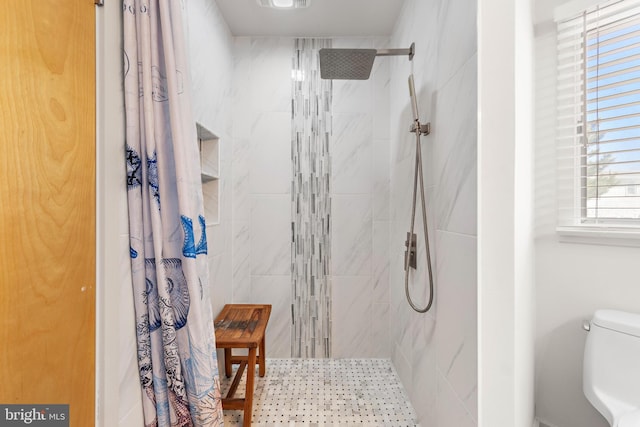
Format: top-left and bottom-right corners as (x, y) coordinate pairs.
(404, 232), (417, 270)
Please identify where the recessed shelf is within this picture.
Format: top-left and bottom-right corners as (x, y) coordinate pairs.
(197, 123), (220, 226)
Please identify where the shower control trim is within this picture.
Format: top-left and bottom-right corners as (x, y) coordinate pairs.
(404, 232), (417, 270)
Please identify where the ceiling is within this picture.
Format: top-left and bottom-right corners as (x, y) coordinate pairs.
(214, 0), (406, 37)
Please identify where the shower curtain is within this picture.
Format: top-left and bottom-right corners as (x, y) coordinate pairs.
(123, 1), (223, 425)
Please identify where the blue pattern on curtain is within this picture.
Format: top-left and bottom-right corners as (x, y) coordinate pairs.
(123, 1), (224, 425)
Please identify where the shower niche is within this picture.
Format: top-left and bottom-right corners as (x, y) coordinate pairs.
(197, 123), (219, 226)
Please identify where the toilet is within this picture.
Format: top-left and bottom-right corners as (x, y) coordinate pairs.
(583, 309), (640, 427)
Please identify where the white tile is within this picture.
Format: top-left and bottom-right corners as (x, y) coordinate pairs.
(372, 56), (390, 139)
(331, 113), (373, 195)
(251, 275), (291, 358)
(411, 312), (438, 426)
(434, 231), (477, 414)
(388, 221), (413, 356)
(371, 303), (391, 358)
(250, 195), (291, 275)
(373, 220), (390, 303)
(444, 162), (477, 236)
(231, 221), (251, 302)
(232, 137), (250, 221)
(219, 171), (232, 225)
(249, 38), (292, 113)
(433, 55), (477, 236)
(373, 138), (390, 221)
(436, 0), (477, 89)
(332, 79), (372, 114)
(232, 38), (252, 140)
(331, 276), (373, 358)
(436, 373), (477, 427)
(209, 253), (232, 317)
(188, 0), (233, 137)
(331, 194), (372, 276)
(393, 344), (413, 397)
(408, 5), (441, 107)
(249, 112), (291, 194)
(206, 222), (226, 257)
(389, 155), (415, 222)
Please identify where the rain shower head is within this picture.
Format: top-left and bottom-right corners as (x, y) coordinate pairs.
(319, 42), (415, 80)
(319, 49), (377, 80)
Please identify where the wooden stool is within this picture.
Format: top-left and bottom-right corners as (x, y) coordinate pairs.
(214, 304), (271, 427)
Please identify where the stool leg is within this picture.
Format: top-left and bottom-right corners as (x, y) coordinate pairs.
(243, 347), (257, 427)
(259, 336), (266, 377)
(224, 348), (232, 378)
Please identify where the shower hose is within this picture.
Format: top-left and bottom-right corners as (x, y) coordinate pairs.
(404, 126), (434, 313)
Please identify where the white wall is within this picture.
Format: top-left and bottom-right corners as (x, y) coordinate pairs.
(230, 36), (392, 358)
(478, 0), (536, 425)
(389, 0), (477, 425)
(514, 0), (536, 425)
(532, 10), (640, 427)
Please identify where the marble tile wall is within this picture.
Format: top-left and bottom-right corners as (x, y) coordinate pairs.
(231, 36), (391, 359)
(231, 37), (293, 358)
(388, 0), (478, 426)
(328, 37), (391, 359)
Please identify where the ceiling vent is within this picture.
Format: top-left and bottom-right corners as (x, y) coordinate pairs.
(256, 0), (310, 8)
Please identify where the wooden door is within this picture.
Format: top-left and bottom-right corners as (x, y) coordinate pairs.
(0, 1), (96, 425)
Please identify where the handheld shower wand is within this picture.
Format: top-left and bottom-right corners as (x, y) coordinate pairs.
(403, 74), (434, 313)
(408, 74), (431, 135)
(408, 74), (420, 123)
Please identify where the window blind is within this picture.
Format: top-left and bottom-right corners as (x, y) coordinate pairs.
(556, 0), (640, 228)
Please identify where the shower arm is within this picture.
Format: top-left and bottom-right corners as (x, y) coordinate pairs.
(375, 43), (415, 60)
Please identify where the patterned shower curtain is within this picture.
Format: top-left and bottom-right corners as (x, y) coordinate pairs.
(123, 1), (223, 425)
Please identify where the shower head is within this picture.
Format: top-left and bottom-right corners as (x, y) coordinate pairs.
(319, 43), (415, 80)
(319, 49), (377, 80)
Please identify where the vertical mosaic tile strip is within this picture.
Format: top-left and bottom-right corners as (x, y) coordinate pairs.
(291, 38), (333, 358)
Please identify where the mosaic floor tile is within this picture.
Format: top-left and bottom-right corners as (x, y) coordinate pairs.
(220, 358), (419, 426)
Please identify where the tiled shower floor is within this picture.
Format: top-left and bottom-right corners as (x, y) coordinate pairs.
(220, 358), (419, 426)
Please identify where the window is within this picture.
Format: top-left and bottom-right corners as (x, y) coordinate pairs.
(556, 0), (640, 231)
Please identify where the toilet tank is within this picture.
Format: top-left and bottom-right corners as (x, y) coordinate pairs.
(583, 310), (640, 425)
